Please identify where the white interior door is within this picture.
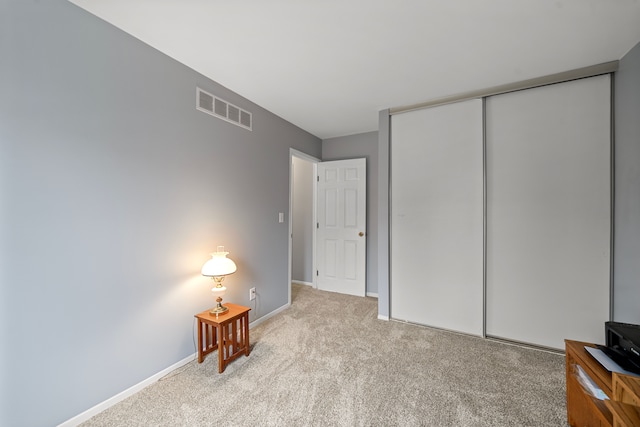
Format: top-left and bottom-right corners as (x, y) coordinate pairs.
(316, 158), (366, 297)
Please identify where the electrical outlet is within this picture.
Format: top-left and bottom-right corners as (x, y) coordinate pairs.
(249, 287), (256, 301)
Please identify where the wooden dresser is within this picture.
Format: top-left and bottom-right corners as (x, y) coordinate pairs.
(565, 340), (640, 427)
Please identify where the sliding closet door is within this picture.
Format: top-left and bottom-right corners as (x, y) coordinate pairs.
(391, 99), (483, 336)
(486, 75), (611, 349)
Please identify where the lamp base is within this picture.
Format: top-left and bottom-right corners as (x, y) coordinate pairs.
(210, 304), (229, 315)
(209, 294), (228, 315)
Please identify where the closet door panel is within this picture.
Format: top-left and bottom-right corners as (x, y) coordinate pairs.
(391, 99), (483, 336)
(486, 75), (611, 349)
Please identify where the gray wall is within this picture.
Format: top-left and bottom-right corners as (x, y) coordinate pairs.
(377, 111), (391, 318)
(0, 1), (320, 425)
(291, 156), (314, 283)
(322, 131), (379, 295)
(614, 40), (640, 324)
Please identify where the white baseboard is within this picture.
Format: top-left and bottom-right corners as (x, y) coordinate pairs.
(58, 302), (291, 427)
(366, 292), (378, 298)
(291, 280), (313, 287)
(249, 302), (290, 329)
(377, 314), (389, 321)
(58, 353), (195, 427)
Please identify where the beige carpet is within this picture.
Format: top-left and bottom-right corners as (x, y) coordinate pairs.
(82, 284), (567, 426)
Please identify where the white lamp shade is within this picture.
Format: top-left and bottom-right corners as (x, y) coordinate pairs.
(201, 248), (237, 277)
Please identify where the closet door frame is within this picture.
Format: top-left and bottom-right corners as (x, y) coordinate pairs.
(388, 71), (614, 349)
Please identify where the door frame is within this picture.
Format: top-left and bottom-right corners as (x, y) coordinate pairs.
(288, 148), (320, 306)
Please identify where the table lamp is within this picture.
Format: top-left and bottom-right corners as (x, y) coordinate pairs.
(201, 246), (237, 315)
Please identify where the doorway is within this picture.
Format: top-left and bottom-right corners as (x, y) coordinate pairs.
(288, 149), (319, 305)
(288, 149), (368, 305)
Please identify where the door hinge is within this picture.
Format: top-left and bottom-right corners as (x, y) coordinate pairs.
(316, 270), (319, 276)
(317, 175), (319, 182)
(317, 222), (319, 229)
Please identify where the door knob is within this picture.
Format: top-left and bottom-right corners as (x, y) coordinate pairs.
(359, 232), (364, 237)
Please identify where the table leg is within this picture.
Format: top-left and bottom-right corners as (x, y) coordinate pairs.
(244, 313), (250, 356)
(197, 319), (204, 363)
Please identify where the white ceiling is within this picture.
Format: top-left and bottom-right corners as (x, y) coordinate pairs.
(69, 0), (640, 139)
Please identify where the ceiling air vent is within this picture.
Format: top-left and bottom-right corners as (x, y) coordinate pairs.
(196, 87), (252, 131)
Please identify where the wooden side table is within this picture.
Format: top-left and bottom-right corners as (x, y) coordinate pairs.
(195, 303), (250, 373)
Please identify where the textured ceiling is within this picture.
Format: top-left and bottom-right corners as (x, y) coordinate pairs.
(68, 0), (640, 139)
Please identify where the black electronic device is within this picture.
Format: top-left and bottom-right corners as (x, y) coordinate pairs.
(600, 321), (640, 375)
